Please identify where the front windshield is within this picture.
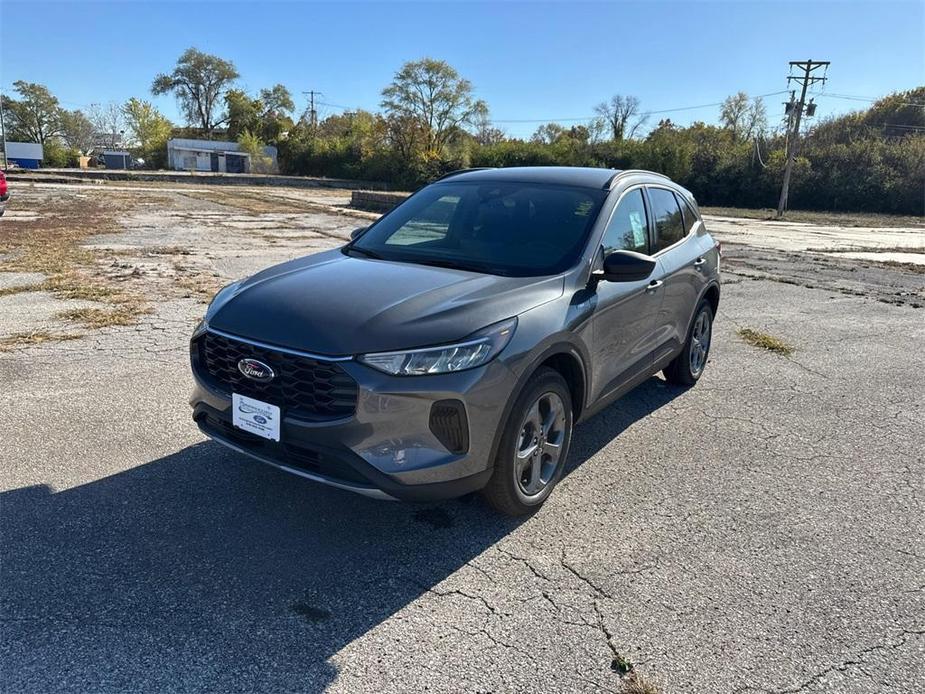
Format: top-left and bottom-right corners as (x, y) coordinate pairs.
(348, 181), (606, 277)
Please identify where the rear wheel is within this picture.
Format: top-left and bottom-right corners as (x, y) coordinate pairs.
(482, 368), (573, 516)
(664, 300), (713, 386)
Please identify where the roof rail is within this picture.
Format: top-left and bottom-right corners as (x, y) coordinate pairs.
(432, 167), (495, 182)
(606, 169), (671, 189)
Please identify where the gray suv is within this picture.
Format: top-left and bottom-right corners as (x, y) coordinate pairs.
(190, 167), (720, 515)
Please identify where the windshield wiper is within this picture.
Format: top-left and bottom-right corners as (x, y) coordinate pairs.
(411, 258), (509, 276)
(345, 246), (384, 260)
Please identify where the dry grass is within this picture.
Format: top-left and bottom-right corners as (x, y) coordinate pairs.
(618, 671), (660, 694)
(738, 328), (795, 356)
(0, 330), (83, 352)
(701, 206), (925, 229)
(0, 284), (42, 298)
(173, 263), (224, 303)
(181, 188), (376, 220)
(57, 304), (154, 329)
(0, 191), (153, 331)
(808, 245), (925, 254)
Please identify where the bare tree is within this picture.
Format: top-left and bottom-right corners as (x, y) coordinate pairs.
(720, 92), (750, 140)
(88, 102), (125, 148)
(474, 110), (505, 146)
(745, 97), (768, 140)
(721, 92), (767, 141)
(594, 95), (646, 140)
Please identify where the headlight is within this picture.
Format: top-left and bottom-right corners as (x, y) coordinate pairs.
(358, 317), (517, 376)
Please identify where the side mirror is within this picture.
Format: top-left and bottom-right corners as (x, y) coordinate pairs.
(599, 250), (656, 282)
(350, 226), (367, 240)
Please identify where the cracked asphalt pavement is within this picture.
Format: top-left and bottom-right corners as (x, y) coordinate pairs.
(1, 185), (922, 693)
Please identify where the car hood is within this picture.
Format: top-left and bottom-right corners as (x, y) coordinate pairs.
(208, 249), (564, 355)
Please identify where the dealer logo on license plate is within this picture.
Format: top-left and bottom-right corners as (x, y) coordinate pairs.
(232, 393), (281, 441)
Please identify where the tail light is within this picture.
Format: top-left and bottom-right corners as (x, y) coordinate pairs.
(716, 241), (723, 259)
(0, 172), (7, 198)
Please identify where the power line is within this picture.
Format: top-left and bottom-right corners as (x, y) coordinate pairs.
(823, 92), (925, 107)
(317, 90), (791, 124)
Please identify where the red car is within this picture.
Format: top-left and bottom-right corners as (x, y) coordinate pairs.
(0, 170), (8, 216)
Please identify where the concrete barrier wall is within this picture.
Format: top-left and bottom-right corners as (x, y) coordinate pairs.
(7, 168), (390, 191)
(350, 190), (412, 212)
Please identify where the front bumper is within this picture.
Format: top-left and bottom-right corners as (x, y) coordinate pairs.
(190, 330), (514, 501)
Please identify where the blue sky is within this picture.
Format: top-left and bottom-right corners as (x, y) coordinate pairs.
(1, 1), (923, 138)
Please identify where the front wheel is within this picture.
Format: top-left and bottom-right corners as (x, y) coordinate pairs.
(664, 300), (714, 386)
(481, 368), (573, 516)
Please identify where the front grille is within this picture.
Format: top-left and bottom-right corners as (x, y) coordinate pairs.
(196, 331), (358, 419)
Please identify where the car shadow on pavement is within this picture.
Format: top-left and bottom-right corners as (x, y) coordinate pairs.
(1, 377), (684, 692)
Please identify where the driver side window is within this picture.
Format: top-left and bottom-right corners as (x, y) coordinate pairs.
(601, 189), (649, 255)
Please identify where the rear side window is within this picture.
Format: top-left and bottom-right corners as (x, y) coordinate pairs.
(648, 187), (685, 252)
(676, 193), (699, 235)
(601, 188), (649, 255)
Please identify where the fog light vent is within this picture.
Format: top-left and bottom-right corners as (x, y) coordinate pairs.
(429, 400), (469, 454)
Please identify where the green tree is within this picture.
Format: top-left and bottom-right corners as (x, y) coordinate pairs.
(152, 47), (239, 135)
(225, 89), (262, 140)
(226, 86), (294, 143)
(1, 81), (62, 144)
(381, 58), (487, 158)
(259, 84), (294, 117)
(236, 130), (274, 173)
(59, 109), (96, 155)
(122, 98), (172, 167)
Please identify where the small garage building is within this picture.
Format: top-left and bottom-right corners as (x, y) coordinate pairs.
(166, 139), (278, 173)
(5, 142), (44, 169)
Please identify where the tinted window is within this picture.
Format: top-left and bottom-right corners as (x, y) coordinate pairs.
(351, 182), (606, 277)
(601, 189), (649, 254)
(676, 193), (699, 235)
(648, 187), (685, 252)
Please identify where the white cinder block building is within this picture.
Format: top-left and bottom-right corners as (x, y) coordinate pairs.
(166, 138), (278, 173)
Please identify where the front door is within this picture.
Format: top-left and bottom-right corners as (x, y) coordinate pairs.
(589, 187), (664, 403)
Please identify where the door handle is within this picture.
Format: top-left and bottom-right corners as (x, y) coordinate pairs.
(646, 280), (664, 292)
(693, 257), (707, 267)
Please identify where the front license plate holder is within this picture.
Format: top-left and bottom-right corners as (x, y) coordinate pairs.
(232, 393), (281, 441)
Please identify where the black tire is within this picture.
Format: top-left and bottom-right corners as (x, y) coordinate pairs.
(664, 300), (714, 386)
(481, 368), (574, 516)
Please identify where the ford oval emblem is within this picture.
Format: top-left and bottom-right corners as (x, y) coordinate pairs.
(237, 358), (275, 382)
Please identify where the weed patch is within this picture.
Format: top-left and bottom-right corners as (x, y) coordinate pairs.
(58, 304), (153, 329)
(0, 330), (83, 352)
(737, 328), (794, 356)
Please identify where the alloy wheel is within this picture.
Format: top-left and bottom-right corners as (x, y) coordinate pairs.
(515, 391), (567, 497)
(689, 309), (712, 377)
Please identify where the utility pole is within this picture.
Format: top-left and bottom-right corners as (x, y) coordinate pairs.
(776, 59), (829, 218)
(302, 90), (322, 130)
(0, 92), (7, 171)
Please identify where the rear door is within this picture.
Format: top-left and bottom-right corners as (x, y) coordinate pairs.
(588, 187), (664, 402)
(645, 186), (709, 363)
